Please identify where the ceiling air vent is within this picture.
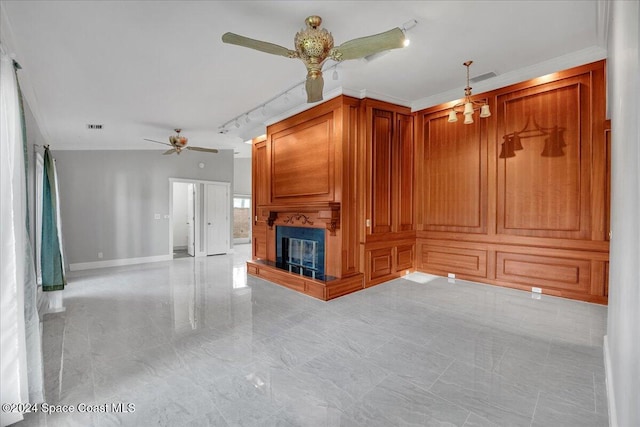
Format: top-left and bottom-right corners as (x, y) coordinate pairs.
(469, 72), (497, 84)
(86, 124), (103, 130)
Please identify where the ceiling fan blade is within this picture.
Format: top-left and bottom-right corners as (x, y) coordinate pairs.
(305, 73), (324, 103)
(333, 27), (405, 60)
(186, 146), (219, 154)
(222, 32), (297, 58)
(144, 138), (172, 147)
(162, 149), (177, 155)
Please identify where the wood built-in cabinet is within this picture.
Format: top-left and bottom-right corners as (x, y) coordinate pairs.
(415, 60), (609, 303)
(360, 100), (416, 286)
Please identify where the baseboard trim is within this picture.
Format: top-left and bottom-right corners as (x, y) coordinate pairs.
(604, 335), (618, 427)
(69, 254), (173, 271)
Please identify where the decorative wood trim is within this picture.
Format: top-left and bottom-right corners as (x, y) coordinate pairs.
(246, 260), (364, 301)
(284, 213), (314, 226)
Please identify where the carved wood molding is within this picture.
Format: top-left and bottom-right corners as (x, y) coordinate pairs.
(262, 202), (340, 234)
(284, 213), (314, 226)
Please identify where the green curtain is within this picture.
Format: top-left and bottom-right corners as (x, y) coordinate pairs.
(41, 146), (65, 291)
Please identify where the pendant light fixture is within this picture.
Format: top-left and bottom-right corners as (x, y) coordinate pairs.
(448, 60), (491, 124)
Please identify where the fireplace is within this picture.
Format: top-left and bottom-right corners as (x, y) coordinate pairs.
(276, 226), (325, 279)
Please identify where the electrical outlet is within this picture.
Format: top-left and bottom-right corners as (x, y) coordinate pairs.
(532, 287), (542, 294)
(97, 252), (103, 259)
(154, 213), (161, 220)
(447, 273), (455, 279)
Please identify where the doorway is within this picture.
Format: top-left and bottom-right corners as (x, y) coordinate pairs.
(172, 182), (195, 258)
(169, 179), (230, 258)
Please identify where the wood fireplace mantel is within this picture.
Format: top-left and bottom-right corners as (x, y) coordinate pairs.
(258, 202), (340, 235)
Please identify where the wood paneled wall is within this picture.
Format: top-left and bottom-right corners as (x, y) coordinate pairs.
(415, 60), (609, 303)
(360, 100), (416, 286)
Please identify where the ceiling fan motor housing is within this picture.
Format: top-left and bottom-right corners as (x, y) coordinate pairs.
(169, 135), (188, 147)
(295, 16), (334, 70)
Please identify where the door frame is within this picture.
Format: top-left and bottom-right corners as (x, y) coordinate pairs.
(233, 194), (252, 245)
(169, 178), (231, 258)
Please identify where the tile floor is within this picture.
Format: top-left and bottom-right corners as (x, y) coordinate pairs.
(17, 244), (609, 426)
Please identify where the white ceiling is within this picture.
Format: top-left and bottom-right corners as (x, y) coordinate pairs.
(1, 1), (607, 158)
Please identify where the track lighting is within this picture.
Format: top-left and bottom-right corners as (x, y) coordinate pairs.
(401, 19), (417, 47)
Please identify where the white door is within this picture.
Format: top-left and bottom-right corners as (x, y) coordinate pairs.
(206, 183), (229, 255)
(187, 183), (195, 256)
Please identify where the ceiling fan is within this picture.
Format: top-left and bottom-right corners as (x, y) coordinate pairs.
(222, 15), (407, 103)
(144, 129), (218, 155)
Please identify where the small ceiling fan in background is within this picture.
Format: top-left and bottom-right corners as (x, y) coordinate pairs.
(222, 15), (407, 103)
(144, 129), (218, 155)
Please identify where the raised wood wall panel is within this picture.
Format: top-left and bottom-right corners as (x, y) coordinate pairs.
(271, 113), (334, 202)
(419, 244), (487, 278)
(371, 109), (393, 234)
(397, 113), (415, 231)
(252, 137), (268, 259)
(422, 112), (487, 233)
(341, 103), (361, 276)
(253, 224), (267, 259)
(495, 252), (590, 293)
(604, 262), (609, 297)
(396, 244), (414, 272)
(368, 248), (393, 281)
(497, 80), (590, 238)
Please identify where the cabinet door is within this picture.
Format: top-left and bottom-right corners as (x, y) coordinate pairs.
(370, 109), (393, 234)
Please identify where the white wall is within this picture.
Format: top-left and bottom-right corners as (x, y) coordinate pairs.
(606, 1), (640, 426)
(233, 157), (252, 195)
(172, 182), (189, 249)
(53, 149), (234, 265)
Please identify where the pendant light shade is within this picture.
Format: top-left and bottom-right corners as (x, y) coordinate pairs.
(447, 110), (458, 122)
(463, 102), (474, 115)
